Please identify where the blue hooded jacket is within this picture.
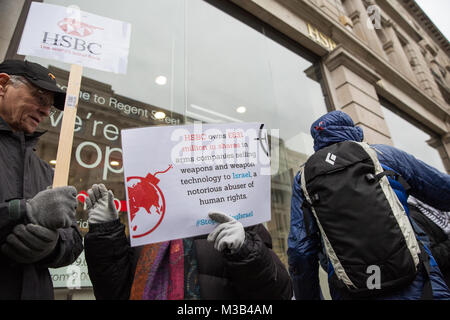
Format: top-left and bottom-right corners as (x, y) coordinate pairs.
(288, 110), (450, 300)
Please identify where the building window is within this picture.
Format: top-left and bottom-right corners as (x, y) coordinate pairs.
(20, 0), (329, 293)
(380, 99), (446, 173)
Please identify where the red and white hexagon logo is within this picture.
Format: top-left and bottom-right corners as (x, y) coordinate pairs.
(57, 18), (103, 37)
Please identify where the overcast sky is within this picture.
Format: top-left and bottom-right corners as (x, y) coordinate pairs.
(415, 0), (450, 40)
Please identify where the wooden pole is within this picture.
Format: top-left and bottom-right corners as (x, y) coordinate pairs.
(52, 64), (83, 187)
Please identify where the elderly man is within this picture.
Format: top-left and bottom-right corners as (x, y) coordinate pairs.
(0, 60), (83, 299)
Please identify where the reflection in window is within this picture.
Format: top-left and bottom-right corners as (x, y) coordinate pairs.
(186, 0), (328, 266)
(381, 104), (445, 173)
(27, 0), (328, 270)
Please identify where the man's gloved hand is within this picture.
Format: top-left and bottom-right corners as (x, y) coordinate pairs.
(207, 212), (245, 253)
(86, 184), (118, 224)
(1, 224), (59, 264)
(26, 186), (78, 230)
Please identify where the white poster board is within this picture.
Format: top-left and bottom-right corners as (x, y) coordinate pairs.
(49, 250), (92, 289)
(121, 122), (271, 247)
(18, 2), (131, 74)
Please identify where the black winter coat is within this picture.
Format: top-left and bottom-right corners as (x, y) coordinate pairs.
(409, 206), (450, 287)
(0, 118), (83, 299)
(84, 219), (293, 300)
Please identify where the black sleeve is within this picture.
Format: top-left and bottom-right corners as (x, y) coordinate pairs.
(430, 237), (450, 273)
(1, 197), (83, 268)
(0, 200), (27, 244)
(36, 221), (84, 269)
(409, 206), (450, 273)
(84, 219), (137, 300)
(223, 224), (293, 300)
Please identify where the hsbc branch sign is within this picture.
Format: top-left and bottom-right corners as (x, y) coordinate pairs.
(18, 2), (131, 74)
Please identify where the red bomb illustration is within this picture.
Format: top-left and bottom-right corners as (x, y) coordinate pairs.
(126, 164), (173, 238)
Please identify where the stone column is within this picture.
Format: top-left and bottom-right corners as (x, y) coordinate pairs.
(342, 0), (386, 59)
(405, 41), (442, 101)
(382, 21), (416, 80)
(428, 133), (450, 174)
(443, 133), (450, 174)
(323, 47), (393, 145)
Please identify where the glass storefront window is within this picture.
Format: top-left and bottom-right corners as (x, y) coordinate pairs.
(381, 102), (446, 173)
(22, 0), (329, 293)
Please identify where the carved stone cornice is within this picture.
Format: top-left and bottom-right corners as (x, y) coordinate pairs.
(399, 0), (449, 54)
(383, 40), (394, 52)
(324, 45), (381, 84)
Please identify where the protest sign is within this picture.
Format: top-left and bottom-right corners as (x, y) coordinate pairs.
(49, 250), (92, 289)
(121, 122), (271, 247)
(18, 2), (131, 74)
(17, 2), (131, 186)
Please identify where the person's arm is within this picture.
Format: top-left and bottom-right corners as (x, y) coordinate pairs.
(287, 171), (321, 300)
(1, 187), (81, 264)
(0, 200), (27, 244)
(36, 221), (83, 269)
(83, 184), (136, 300)
(373, 144), (450, 211)
(84, 219), (136, 300)
(410, 206), (450, 273)
(222, 224), (293, 300)
(206, 212), (292, 299)
(430, 236), (450, 273)
(1, 185), (79, 245)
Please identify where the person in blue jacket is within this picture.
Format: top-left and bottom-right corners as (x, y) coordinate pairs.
(288, 110), (450, 300)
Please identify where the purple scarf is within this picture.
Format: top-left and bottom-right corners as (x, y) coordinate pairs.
(130, 239), (184, 300)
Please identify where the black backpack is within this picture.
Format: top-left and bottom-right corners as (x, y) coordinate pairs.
(301, 140), (422, 297)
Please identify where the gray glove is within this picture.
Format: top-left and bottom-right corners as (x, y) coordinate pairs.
(1, 224), (59, 264)
(86, 184), (118, 224)
(26, 186), (78, 230)
(207, 212), (245, 253)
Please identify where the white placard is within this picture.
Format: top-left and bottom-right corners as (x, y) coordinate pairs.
(121, 122), (271, 247)
(18, 2), (131, 74)
(49, 250), (92, 289)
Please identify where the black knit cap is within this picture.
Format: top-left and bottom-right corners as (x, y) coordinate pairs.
(0, 60), (66, 110)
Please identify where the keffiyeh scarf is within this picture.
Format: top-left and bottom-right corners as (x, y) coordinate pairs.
(408, 197), (450, 236)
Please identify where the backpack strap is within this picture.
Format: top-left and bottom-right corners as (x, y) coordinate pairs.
(301, 201), (314, 237)
(407, 216), (434, 300)
(417, 241), (434, 300)
(368, 170), (411, 192)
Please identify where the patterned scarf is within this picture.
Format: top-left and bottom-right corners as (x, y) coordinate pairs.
(130, 238), (200, 300)
(408, 196), (450, 236)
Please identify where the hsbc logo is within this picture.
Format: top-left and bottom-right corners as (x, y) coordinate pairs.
(41, 17), (103, 56)
(57, 18), (103, 37)
(325, 152), (336, 165)
(19, 2), (131, 74)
